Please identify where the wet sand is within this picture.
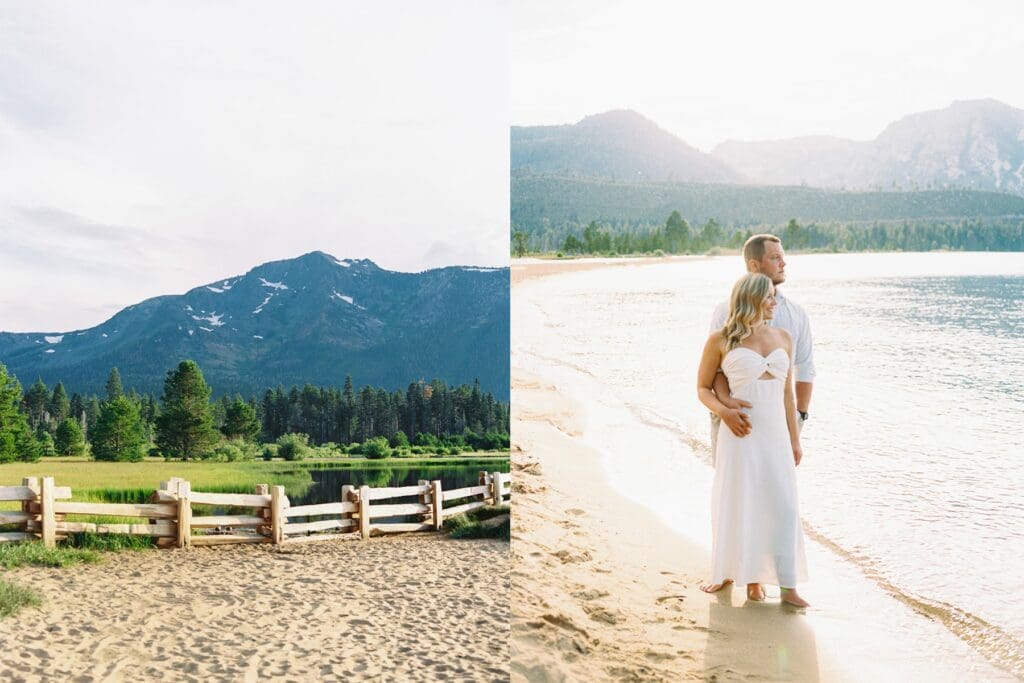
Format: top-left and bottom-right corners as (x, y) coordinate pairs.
(0, 535), (509, 682)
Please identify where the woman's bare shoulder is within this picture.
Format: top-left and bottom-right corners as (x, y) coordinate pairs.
(705, 329), (727, 352)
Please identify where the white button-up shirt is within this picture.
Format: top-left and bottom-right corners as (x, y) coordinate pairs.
(709, 289), (816, 383)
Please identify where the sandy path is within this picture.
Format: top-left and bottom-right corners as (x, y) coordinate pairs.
(0, 535), (509, 682)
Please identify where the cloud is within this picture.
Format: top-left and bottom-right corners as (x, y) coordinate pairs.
(0, 2), (510, 331)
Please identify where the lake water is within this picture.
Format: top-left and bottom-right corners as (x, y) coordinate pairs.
(515, 252), (1024, 678)
(291, 461), (510, 506)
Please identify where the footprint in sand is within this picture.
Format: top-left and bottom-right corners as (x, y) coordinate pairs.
(582, 604), (624, 625)
(655, 594), (687, 604)
(564, 508), (585, 516)
(552, 549), (592, 564)
(539, 613), (589, 636)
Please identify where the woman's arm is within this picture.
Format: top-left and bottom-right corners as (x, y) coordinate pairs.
(698, 333), (749, 436)
(781, 331), (803, 466)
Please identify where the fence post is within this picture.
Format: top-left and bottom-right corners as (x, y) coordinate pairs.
(358, 485), (371, 540)
(341, 484), (354, 532)
(491, 471), (503, 506)
(430, 480), (443, 531)
(254, 484), (270, 536)
(271, 486), (285, 545)
(479, 471), (491, 506)
(40, 477), (56, 548)
(21, 476), (38, 517)
(418, 479), (430, 525)
(176, 480), (191, 548)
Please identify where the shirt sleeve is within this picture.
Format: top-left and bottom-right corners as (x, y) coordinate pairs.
(709, 301), (728, 334)
(793, 305), (816, 383)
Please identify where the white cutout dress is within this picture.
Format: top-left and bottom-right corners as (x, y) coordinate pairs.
(710, 346), (808, 587)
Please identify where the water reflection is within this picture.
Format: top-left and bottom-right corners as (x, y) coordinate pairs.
(290, 462), (510, 506)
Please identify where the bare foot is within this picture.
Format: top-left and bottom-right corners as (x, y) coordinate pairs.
(699, 579), (733, 593)
(746, 583), (765, 601)
(780, 588), (810, 607)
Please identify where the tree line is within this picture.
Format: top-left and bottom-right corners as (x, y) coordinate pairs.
(0, 360), (509, 463)
(512, 212), (1024, 257)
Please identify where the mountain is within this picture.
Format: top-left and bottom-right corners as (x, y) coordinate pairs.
(512, 110), (743, 183)
(0, 252), (510, 398)
(713, 99), (1024, 195)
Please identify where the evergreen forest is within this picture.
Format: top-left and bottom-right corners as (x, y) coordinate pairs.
(0, 360), (509, 464)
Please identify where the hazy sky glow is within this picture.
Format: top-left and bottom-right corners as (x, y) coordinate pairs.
(1, 1), (508, 331)
(511, 0), (1024, 149)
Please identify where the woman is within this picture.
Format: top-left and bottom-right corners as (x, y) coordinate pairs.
(697, 272), (809, 607)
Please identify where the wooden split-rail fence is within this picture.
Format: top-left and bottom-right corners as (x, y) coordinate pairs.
(0, 471), (510, 549)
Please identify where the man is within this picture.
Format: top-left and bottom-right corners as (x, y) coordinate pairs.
(708, 234), (814, 459)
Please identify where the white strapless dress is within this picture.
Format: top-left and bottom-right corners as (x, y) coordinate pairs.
(711, 346), (808, 587)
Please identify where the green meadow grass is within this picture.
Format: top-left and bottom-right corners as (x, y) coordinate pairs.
(0, 458), (315, 497)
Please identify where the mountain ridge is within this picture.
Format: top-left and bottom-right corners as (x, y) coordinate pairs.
(513, 100), (1024, 196)
(0, 251), (510, 398)
(512, 109), (743, 183)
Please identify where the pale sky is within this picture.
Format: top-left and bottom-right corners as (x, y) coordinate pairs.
(510, 0), (1024, 149)
(1, 1), (509, 332)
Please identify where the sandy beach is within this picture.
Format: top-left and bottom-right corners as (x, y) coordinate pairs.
(510, 258), (1017, 682)
(0, 535), (509, 682)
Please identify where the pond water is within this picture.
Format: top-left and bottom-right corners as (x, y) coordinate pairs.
(288, 460), (511, 507)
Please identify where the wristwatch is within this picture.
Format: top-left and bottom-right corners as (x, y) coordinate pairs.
(798, 411), (809, 421)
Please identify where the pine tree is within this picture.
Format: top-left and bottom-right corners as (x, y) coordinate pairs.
(55, 418), (86, 456)
(22, 377), (49, 428)
(36, 424), (56, 457)
(105, 367), (124, 402)
(221, 398), (260, 441)
(0, 364), (40, 463)
(91, 397), (144, 462)
(49, 382), (70, 425)
(155, 360), (219, 461)
(69, 393), (86, 422)
(342, 376), (355, 443)
(84, 396), (102, 436)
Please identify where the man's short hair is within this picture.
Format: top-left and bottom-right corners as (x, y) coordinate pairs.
(743, 234), (781, 265)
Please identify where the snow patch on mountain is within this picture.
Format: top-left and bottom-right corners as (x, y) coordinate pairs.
(333, 258), (352, 268)
(461, 267), (501, 272)
(191, 312), (225, 327)
(253, 294), (273, 314)
(253, 335), (263, 340)
(260, 278), (288, 290)
(44, 349), (55, 354)
(199, 327), (213, 332)
(332, 291), (354, 305)
(44, 335), (64, 344)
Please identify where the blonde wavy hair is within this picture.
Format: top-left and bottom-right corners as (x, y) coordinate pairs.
(722, 273), (773, 351)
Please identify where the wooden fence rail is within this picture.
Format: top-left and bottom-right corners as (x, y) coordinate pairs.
(0, 471), (510, 549)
